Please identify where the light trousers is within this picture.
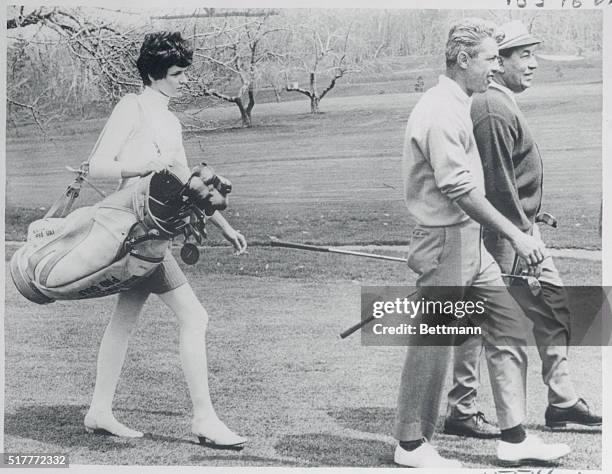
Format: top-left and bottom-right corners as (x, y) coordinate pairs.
(394, 220), (529, 441)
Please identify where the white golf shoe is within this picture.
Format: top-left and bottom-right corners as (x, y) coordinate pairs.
(497, 434), (571, 466)
(394, 441), (462, 468)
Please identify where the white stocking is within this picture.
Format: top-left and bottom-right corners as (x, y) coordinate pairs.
(86, 286), (149, 436)
(158, 284), (214, 420)
(158, 284), (244, 444)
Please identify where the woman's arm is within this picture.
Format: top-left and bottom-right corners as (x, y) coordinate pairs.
(88, 95), (165, 179)
(208, 211), (247, 254)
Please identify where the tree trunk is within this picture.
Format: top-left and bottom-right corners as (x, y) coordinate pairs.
(309, 72), (319, 114)
(310, 96), (320, 114)
(239, 107), (252, 127)
(236, 99), (252, 127)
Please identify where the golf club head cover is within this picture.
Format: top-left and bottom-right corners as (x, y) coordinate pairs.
(187, 163), (232, 215)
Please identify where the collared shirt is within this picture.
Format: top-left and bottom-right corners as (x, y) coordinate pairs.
(89, 86), (188, 188)
(402, 75), (485, 226)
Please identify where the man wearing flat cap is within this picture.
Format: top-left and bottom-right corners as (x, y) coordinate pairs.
(444, 19), (601, 439)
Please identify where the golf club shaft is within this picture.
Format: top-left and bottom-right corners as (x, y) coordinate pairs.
(340, 290), (418, 339)
(270, 239), (408, 263)
(270, 239), (542, 334)
(340, 278), (540, 338)
(340, 315), (376, 339)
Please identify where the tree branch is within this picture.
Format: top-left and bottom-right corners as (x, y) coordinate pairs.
(7, 8), (56, 29)
(199, 87), (239, 104)
(193, 52), (241, 74)
(319, 68), (344, 100)
(7, 98), (47, 136)
(285, 84), (313, 98)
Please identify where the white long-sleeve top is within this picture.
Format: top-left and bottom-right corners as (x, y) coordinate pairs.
(88, 87), (188, 189)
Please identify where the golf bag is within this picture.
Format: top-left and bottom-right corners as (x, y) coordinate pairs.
(10, 164), (231, 304)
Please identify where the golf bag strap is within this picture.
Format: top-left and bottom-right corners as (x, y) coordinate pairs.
(44, 164), (87, 219)
(44, 94), (156, 220)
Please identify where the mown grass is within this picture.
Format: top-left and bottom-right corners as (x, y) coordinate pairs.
(3, 243), (602, 468)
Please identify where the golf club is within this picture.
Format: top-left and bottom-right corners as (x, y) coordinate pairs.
(269, 237), (409, 263)
(502, 273), (542, 296)
(270, 237), (543, 336)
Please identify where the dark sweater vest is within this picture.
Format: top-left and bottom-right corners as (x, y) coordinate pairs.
(471, 86), (543, 232)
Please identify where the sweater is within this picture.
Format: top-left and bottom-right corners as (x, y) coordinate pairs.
(402, 75), (485, 226)
(471, 83), (543, 232)
(88, 87), (188, 189)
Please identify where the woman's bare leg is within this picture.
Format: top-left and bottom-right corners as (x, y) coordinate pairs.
(158, 283), (245, 446)
(85, 286), (150, 437)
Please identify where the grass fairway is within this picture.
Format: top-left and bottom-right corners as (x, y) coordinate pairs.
(3, 244), (602, 469)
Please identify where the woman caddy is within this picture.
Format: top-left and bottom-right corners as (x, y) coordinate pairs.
(85, 31), (247, 449)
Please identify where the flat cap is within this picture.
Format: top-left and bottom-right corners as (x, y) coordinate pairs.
(497, 20), (542, 51)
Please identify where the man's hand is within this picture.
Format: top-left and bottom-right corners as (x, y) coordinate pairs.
(525, 263), (542, 278)
(222, 228), (247, 255)
(455, 190), (548, 267)
(509, 231), (547, 266)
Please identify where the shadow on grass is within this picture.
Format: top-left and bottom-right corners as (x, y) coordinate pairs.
(189, 452), (308, 467)
(123, 407), (185, 417)
(275, 433), (395, 467)
(326, 406), (394, 435)
(4, 405), (139, 451)
(457, 449), (569, 469)
(524, 422), (602, 434)
(326, 407), (452, 438)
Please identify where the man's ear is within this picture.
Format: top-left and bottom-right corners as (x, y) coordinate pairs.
(497, 57), (505, 74)
(457, 50), (470, 70)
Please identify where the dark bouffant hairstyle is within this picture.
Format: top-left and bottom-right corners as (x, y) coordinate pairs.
(136, 31), (193, 86)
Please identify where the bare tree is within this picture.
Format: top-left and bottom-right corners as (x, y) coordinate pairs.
(183, 12), (286, 127)
(7, 6), (142, 133)
(282, 12), (357, 114)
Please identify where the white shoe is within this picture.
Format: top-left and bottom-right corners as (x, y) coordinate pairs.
(497, 434), (571, 466)
(394, 441), (462, 468)
(192, 416), (246, 450)
(84, 412), (143, 438)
